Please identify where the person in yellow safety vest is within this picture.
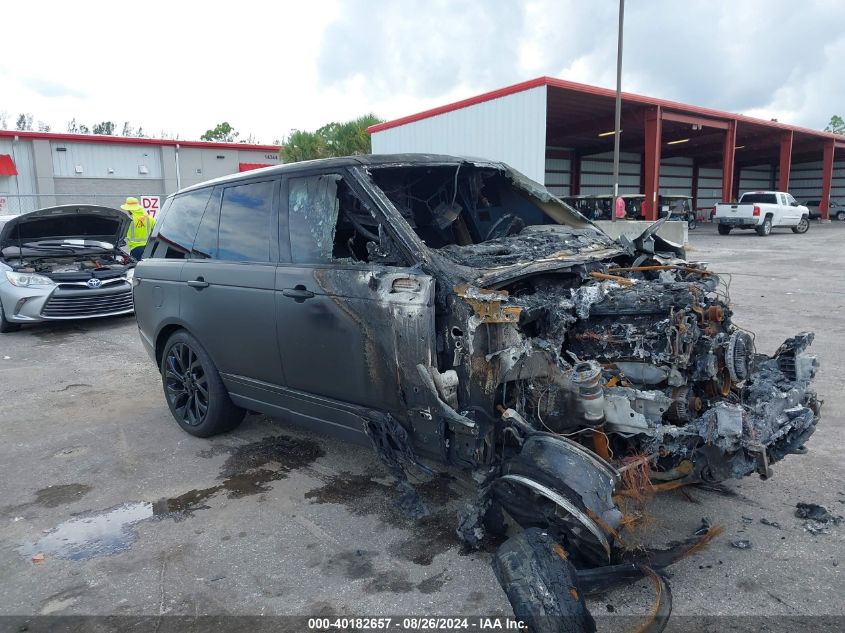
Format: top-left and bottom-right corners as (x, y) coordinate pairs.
(122, 197), (155, 260)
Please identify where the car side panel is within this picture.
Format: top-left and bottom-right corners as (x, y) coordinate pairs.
(275, 264), (435, 422)
(180, 259), (283, 387)
(133, 259), (184, 361)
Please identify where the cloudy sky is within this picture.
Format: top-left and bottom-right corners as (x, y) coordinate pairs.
(1, 0), (842, 143)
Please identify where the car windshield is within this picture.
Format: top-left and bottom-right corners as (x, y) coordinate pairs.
(367, 164), (595, 250)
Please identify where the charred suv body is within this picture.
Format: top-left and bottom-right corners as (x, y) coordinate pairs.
(134, 155), (820, 628)
(0, 205), (136, 332)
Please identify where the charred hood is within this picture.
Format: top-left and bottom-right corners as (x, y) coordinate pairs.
(0, 205), (131, 252)
(437, 225), (625, 286)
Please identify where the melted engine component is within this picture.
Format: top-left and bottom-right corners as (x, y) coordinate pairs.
(445, 263), (819, 484)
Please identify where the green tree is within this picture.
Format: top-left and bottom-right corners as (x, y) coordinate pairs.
(78, 124), (90, 134)
(67, 118), (79, 133)
(0, 110), (8, 129)
(121, 121), (134, 136)
(281, 129), (326, 162)
(15, 113), (33, 131)
(37, 120), (51, 132)
(201, 121), (238, 142)
(825, 115), (845, 134)
(281, 113), (383, 163)
(93, 121), (115, 135)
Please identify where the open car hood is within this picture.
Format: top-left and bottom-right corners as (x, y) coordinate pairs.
(0, 205), (131, 253)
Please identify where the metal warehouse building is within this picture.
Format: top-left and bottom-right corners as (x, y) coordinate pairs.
(369, 77), (845, 220)
(0, 130), (281, 215)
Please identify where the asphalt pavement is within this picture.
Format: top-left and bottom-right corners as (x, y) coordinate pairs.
(0, 220), (842, 627)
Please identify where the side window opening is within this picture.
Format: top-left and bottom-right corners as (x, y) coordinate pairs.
(288, 174), (401, 265)
(190, 189), (221, 259)
(148, 189), (212, 259)
(217, 180), (275, 263)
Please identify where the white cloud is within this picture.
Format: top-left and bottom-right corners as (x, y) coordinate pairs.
(1, 0), (842, 142)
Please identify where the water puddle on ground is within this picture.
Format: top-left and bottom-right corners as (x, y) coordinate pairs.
(20, 502), (154, 560)
(18, 434), (325, 561)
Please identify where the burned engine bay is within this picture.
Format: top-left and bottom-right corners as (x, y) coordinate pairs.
(352, 160), (822, 629)
(362, 163), (820, 489)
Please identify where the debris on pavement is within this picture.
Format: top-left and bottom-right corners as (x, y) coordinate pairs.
(31, 553), (45, 563)
(795, 502), (843, 536)
(760, 518), (782, 529)
(730, 540), (752, 550)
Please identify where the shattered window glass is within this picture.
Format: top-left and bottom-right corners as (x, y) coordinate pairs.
(288, 174), (341, 264)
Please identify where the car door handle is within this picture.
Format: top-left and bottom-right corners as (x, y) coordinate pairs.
(282, 286), (315, 301)
(187, 278), (209, 289)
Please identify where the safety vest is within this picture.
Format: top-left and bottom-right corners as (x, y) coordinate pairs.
(127, 211), (155, 250)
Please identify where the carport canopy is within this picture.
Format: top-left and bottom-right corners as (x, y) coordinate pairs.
(370, 77), (845, 220)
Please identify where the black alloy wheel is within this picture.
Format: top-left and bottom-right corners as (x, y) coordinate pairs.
(164, 341), (209, 426)
(160, 330), (244, 437)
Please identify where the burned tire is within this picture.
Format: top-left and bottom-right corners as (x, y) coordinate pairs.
(161, 330), (245, 437)
(0, 302), (21, 333)
(792, 216), (809, 234)
(717, 224), (731, 235)
(493, 528), (595, 633)
(756, 216), (772, 236)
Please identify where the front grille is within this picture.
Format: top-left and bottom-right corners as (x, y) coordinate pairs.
(42, 288), (134, 318)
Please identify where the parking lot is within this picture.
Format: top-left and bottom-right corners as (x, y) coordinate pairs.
(1, 221), (843, 625)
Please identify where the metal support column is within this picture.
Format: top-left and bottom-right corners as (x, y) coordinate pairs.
(691, 160), (699, 210)
(571, 153), (581, 196)
(778, 131), (793, 192)
(721, 120), (737, 203)
(643, 107), (662, 221)
(610, 0), (625, 222)
(820, 139), (835, 221)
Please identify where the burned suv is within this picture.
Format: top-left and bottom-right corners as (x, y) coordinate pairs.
(134, 155), (820, 630)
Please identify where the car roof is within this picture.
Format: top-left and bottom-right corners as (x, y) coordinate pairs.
(174, 153), (500, 196)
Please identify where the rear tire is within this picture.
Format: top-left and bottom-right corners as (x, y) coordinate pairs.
(792, 216), (810, 234)
(161, 330), (245, 437)
(492, 528), (596, 633)
(837, 211), (845, 222)
(717, 224), (732, 235)
(756, 216), (772, 236)
(0, 303), (21, 333)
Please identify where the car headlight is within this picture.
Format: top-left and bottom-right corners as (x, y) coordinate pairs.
(4, 270), (56, 288)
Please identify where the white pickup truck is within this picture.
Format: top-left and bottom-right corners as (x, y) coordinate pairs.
(714, 191), (810, 236)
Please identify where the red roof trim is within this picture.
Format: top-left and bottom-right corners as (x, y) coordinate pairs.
(0, 129), (280, 152)
(367, 75), (843, 142)
(0, 154), (18, 176)
(239, 162), (273, 172)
